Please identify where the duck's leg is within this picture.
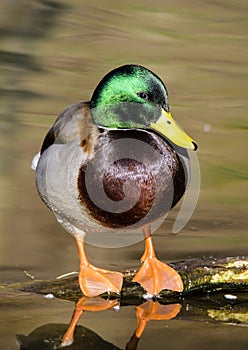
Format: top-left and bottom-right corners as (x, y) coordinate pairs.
(74, 230), (123, 297)
(132, 225), (183, 295)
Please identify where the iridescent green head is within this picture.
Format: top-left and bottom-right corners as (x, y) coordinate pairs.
(91, 64), (197, 150)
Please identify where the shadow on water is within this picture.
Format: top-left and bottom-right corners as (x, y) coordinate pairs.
(17, 323), (122, 350)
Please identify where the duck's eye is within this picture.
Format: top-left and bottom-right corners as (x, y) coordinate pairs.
(137, 92), (148, 100)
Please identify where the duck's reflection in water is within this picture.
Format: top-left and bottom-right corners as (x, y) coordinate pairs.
(61, 297), (120, 347)
(126, 301), (181, 350)
(60, 297), (181, 349)
(16, 297), (181, 349)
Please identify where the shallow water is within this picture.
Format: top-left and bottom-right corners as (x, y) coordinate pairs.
(0, 0), (247, 349)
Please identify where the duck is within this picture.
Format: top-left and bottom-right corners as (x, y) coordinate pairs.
(33, 64), (197, 298)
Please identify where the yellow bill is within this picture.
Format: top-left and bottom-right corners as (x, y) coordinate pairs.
(150, 109), (197, 150)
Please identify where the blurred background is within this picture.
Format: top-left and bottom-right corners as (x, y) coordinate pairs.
(0, 1), (247, 349)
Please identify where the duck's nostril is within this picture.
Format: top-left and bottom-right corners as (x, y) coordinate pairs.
(192, 141), (198, 151)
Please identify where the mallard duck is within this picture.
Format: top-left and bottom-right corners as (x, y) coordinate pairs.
(33, 64), (197, 298)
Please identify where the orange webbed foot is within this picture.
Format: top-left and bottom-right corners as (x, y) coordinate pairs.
(74, 229), (123, 298)
(132, 256), (183, 295)
(79, 264), (123, 297)
(133, 226), (183, 296)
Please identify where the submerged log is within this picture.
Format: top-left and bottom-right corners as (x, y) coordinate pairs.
(8, 256), (248, 303)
